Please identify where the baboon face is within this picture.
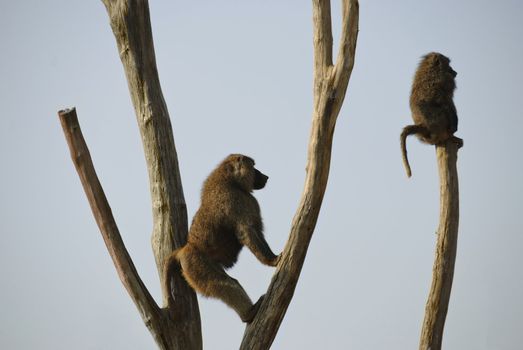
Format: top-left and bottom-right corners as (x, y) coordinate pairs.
(423, 52), (457, 91)
(436, 54), (457, 79)
(226, 154), (268, 192)
(253, 168), (269, 190)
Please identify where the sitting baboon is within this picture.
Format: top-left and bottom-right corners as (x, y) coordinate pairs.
(401, 52), (463, 177)
(164, 154), (280, 322)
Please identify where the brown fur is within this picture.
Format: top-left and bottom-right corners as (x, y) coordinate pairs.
(164, 154), (279, 322)
(401, 52), (463, 177)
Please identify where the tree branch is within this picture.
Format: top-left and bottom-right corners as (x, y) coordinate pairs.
(312, 0), (334, 70)
(101, 0), (201, 348)
(419, 140), (461, 350)
(58, 108), (166, 345)
(240, 1), (359, 349)
(100, 0), (188, 295)
(332, 0), (359, 107)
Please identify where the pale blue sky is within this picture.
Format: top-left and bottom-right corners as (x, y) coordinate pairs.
(1, 1), (522, 349)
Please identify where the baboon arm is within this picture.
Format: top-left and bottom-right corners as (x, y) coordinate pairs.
(237, 224), (278, 266)
(449, 103), (458, 133)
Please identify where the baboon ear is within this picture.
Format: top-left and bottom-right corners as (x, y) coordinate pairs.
(225, 155), (241, 173)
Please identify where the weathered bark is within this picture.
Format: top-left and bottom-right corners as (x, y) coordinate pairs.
(240, 1), (359, 349)
(99, 0), (192, 305)
(419, 140), (461, 350)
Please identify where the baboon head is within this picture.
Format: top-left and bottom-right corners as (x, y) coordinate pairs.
(224, 154), (268, 192)
(418, 52), (457, 94)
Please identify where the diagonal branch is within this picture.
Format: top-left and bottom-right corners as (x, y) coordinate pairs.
(240, 1), (359, 349)
(58, 108), (165, 343)
(419, 140), (461, 350)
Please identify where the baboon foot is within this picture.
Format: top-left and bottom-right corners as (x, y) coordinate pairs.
(452, 136), (464, 149)
(242, 295), (265, 323)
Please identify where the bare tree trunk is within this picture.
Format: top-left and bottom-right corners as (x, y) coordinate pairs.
(419, 140), (461, 350)
(99, 0), (194, 308)
(240, 1), (359, 349)
(89, 0), (202, 348)
(59, 0), (358, 348)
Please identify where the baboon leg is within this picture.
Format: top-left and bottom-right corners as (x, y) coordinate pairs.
(215, 278), (257, 323)
(163, 249), (182, 306)
(400, 124), (430, 178)
(451, 135), (463, 149)
(178, 246), (255, 322)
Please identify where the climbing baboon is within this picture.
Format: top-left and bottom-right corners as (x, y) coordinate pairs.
(400, 52), (463, 177)
(164, 154), (280, 322)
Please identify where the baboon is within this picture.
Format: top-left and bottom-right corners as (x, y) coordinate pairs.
(164, 154), (280, 323)
(400, 52), (463, 177)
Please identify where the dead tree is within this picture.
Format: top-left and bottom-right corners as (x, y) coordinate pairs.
(58, 0), (358, 349)
(419, 141), (461, 350)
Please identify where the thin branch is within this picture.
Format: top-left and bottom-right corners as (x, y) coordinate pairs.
(240, 1), (359, 349)
(58, 107), (166, 344)
(312, 0), (334, 70)
(419, 140), (461, 350)
(332, 0), (359, 102)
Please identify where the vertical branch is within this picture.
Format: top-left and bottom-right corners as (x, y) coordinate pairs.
(419, 140), (461, 350)
(332, 0), (359, 110)
(100, 0), (185, 298)
(100, 0), (201, 348)
(240, 1), (359, 349)
(312, 0), (333, 70)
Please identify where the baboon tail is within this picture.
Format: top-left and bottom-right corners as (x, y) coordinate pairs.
(400, 125), (427, 178)
(163, 248), (183, 306)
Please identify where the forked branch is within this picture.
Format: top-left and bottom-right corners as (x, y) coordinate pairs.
(240, 1), (359, 349)
(419, 140), (461, 350)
